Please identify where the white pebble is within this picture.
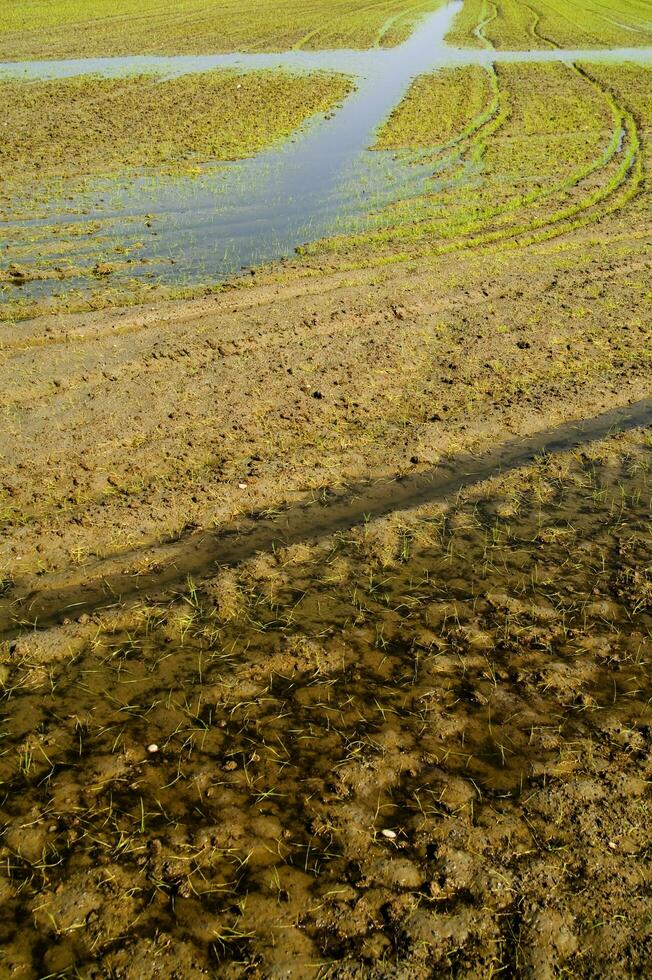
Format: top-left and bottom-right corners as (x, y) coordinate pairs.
(381, 828), (397, 839)
(238, 482), (247, 489)
(147, 743), (159, 754)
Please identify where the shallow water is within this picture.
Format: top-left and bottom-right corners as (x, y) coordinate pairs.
(2, 3), (652, 306)
(1, 433), (650, 975)
(1, 4), (465, 303)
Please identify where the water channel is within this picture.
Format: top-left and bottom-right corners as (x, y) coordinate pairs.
(2, 2), (651, 304)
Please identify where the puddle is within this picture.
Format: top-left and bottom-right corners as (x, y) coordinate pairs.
(2, 3), (651, 306)
(1, 428), (650, 976)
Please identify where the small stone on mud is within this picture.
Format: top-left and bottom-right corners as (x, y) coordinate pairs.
(381, 829), (397, 839)
(238, 482), (247, 489)
(147, 743), (159, 754)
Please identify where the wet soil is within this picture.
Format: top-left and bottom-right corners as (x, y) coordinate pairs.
(2, 393), (651, 639)
(0, 0), (446, 62)
(0, 17), (650, 973)
(0, 71), (352, 211)
(1, 430), (651, 977)
(1, 221), (650, 599)
(3, 11), (650, 316)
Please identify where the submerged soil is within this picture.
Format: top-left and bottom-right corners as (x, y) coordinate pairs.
(1, 213), (650, 599)
(5, 60), (649, 323)
(0, 0), (445, 61)
(1, 429), (651, 977)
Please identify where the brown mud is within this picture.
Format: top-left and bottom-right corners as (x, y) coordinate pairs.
(2, 394), (652, 639)
(0, 90), (650, 972)
(1, 227), (651, 594)
(1, 430), (651, 977)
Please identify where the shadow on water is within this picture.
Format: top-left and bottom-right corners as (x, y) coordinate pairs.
(2, 1), (652, 305)
(2, 396), (652, 637)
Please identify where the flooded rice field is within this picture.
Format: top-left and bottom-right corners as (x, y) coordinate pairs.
(1, 428), (651, 976)
(1, 0), (651, 975)
(2, 1), (651, 312)
(1, 4), (464, 308)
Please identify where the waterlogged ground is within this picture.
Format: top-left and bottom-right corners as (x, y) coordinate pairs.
(0, 68), (356, 307)
(2, 3), (652, 320)
(0, 71), (352, 210)
(0, 5), (461, 317)
(1, 430), (651, 977)
(1, 0), (650, 60)
(0, 0), (447, 60)
(1, 1), (651, 975)
(303, 60), (652, 269)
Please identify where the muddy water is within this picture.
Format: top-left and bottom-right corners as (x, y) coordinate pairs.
(1, 433), (650, 976)
(3, 3), (652, 306)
